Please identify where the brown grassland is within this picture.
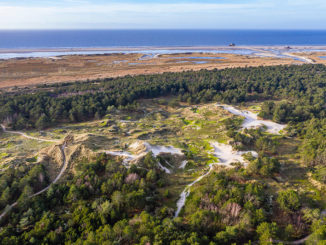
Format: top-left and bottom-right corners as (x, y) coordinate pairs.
(1, 51), (325, 89)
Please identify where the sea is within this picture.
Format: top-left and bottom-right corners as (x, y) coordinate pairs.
(0, 30), (326, 59)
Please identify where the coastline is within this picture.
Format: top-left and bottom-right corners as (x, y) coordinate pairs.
(1, 45), (326, 54)
(0, 45), (325, 90)
(1, 45), (326, 60)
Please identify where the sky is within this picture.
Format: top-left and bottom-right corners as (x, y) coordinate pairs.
(0, 0), (325, 30)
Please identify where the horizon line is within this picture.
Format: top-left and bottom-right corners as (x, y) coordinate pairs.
(1, 28), (326, 31)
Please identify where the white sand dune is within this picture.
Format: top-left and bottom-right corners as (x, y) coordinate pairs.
(104, 151), (138, 166)
(174, 142), (258, 218)
(211, 142), (258, 167)
(106, 141), (184, 173)
(157, 161), (172, 174)
(143, 142), (183, 156)
(218, 104), (286, 134)
(129, 141), (183, 158)
(179, 160), (188, 169)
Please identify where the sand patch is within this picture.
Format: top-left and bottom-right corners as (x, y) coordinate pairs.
(217, 104), (286, 134)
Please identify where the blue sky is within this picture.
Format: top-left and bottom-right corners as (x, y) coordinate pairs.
(0, 0), (325, 29)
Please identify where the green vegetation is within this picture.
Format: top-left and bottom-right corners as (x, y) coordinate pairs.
(0, 152), (9, 160)
(0, 164), (49, 211)
(1, 64), (325, 130)
(0, 64), (326, 244)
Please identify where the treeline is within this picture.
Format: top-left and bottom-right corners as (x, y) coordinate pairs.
(0, 164), (49, 211)
(0, 64), (326, 129)
(182, 168), (313, 244)
(259, 101), (325, 124)
(0, 154), (184, 244)
(258, 99), (326, 182)
(1, 154), (324, 244)
(300, 118), (326, 183)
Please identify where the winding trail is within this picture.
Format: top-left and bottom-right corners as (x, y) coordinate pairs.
(179, 160), (188, 169)
(0, 124), (59, 143)
(174, 105), (286, 218)
(270, 211), (326, 244)
(175, 104), (325, 243)
(249, 48), (314, 64)
(174, 164), (214, 217)
(174, 143), (258, 218)
(283, 52), (314, 64)
(0, 125), (67, 222)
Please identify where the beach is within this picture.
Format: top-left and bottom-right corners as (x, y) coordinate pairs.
(0, 46), (326, 89)
(1, 45), (326, 58)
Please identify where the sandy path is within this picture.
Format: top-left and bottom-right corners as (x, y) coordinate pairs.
(174, 143), (258, 217)
(0, 126), (67, 222)
(249, 48), (314, 64)
(174, 105), (285, 218)
(174, 163), (214, 217)
(271, 211), (326, 244)
(283, 52), (314, 64)
(179, 160), (188, 169)
(0, 124), (60, 143)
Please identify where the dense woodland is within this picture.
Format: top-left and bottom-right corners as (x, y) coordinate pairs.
(0, 64), (325, 129)
(1, 64), (326, 244)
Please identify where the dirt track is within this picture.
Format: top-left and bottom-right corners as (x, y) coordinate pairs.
(0, 125), (67, 222)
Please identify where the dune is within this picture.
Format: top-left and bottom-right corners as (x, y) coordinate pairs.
(217, 104), (286, 134)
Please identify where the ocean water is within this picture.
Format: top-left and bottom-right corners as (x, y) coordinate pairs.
(1, 30), (326, 49)
(0, 30), (326, 59)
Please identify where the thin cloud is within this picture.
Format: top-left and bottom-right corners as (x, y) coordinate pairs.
(0, 1), (325, 29)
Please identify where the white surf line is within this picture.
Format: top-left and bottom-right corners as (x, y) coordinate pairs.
(217, 104), (286, 135)
(0, 129), (67, 221)
(1, 124), (60, 143)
